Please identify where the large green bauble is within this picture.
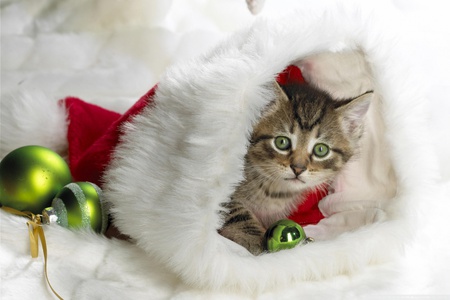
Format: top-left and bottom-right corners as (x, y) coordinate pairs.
(264, 219), (307, 253)
(50, 182), (108, 233)
(0, 145), (72, 214)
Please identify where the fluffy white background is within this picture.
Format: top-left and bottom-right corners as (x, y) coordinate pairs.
(1, 0), (450, 299)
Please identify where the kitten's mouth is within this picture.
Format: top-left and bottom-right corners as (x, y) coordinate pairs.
(285, 177), (305, 184)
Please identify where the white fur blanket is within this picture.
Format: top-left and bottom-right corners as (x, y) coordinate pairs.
(1, 0), (450, 299)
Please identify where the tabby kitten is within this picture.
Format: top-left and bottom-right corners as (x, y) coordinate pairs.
(219, 82), (372, 255)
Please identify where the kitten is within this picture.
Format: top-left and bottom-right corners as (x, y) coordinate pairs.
(219, 82), (372, 255)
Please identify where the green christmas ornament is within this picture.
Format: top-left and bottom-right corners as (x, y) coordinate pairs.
(42, 182), (108, 233)
(0, 145), (72, 214)
(263, 219), (313, 253)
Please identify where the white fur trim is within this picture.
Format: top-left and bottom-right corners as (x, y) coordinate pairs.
(0, 91), (68, 159)
(102, 1), (441, 292)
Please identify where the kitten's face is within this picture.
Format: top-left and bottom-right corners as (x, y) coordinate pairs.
(247, 83), (371, 194)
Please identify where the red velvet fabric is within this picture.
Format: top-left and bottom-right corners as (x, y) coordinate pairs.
(289, 187), (327, 226)
(276, 64), (306, 85)
(64, 86), (156, 186)
(64, 66), (325, 226)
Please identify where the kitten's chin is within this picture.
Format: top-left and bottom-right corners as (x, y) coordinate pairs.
(283, 177), (308, 192)
(283, 176), (327, 193)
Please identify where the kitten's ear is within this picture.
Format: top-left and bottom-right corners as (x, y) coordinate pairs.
(336, 91), (373, 136)
(259, 81), (290, 118)
(272, 81), (290, 103)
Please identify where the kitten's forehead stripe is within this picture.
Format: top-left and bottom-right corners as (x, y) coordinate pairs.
(296, 106), (326, 131)
(290, 92), (328, 132)
(316, 126), (321, 139)
(289, 122), (295, 134)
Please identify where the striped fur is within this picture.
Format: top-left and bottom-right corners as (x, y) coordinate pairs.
(219, 83), (372, 255)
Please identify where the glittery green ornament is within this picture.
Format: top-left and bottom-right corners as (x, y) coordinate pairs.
(0, 145), (72, 214)
(264, 219), (312, 252)
(43, 182), (108, 233)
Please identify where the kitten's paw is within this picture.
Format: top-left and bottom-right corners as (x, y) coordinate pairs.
(218, 226), (265, 255)
(246, 243), (264, 256)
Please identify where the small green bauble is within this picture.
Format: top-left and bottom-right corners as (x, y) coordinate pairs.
(48, 182), (108, 233)
(264, 219), (307, 252)
(0, 145), (72, 214)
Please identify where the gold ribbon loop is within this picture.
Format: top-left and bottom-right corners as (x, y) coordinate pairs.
(1, 206), (64, 300)
(27, 220), (40, 258)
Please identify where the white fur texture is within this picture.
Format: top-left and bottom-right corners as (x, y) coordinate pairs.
(1, 0), (450, 298)
(104, 0), (445, 293)
(0, 91), (68, 159)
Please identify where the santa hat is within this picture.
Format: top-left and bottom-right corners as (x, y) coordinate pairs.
(63, 65), (325, 227)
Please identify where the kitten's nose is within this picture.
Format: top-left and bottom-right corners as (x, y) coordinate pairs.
(290, 164), (305, 176)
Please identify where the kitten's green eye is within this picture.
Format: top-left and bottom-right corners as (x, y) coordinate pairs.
(313, 143), (329, 158)
(274, 136), (291, 151)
